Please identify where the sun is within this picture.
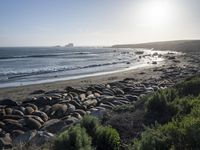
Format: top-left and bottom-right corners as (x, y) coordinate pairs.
(138, 0), (172, 26)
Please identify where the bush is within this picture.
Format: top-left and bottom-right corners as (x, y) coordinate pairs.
(132, 76), (200, 149)
(134, 127), (168, 150)
(95, 126), (120, 150)
(145, 90), (177, 123)
(53, 125), (92, 150)
(113, 104), (135, 113)
(80, 115), (100, 138)
(134, 113), (200, 150)
(177, 76), (200, 97)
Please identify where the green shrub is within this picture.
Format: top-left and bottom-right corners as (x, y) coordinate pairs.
(177, 77), (200, 97)
(163, 88), (178, 102)
(113, 104), (135, 113)
(134, 127), (168, 150)
(172, 96), (200, 116)
(80, 115), (100, 137)
(53, 125), (92, 150)
(95, 126), (120, 150)
(134, 114), (200, 150)
(132, 76), (200, 149)
(145, 90), (177, 123)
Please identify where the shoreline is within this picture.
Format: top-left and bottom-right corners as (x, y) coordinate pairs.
(0, 52), (197, 101)
(0, 51), (199, 149)
(0, 61), (156, 89)
(0, 63), (162, 101)
(0, 48), (171, 89)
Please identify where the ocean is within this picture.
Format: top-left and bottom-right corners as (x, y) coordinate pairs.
(0, 47), (167, 88)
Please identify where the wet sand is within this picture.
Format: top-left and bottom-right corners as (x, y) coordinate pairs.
(0, 52), (198, 101)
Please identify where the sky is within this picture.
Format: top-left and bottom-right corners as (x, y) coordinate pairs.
(0, 0), (200, 46)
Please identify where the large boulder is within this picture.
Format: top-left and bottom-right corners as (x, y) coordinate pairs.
(0, 133), (12, 149)
(13, 130), (37, 145)
(42, 119), (66, 134)
(0, 99), (18, 107)
(24, 118), (42, 130)
(49, 104), (68, 118)
(3, 119), (25, 133)
(29, 131), (54, 146)
(32, 111), (48, 122)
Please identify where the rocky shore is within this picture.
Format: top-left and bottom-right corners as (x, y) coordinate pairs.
(0, 52), (200, 149)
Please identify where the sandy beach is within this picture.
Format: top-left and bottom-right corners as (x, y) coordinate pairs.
(0, 51), (198, 101)
(0, 50), (199, 149)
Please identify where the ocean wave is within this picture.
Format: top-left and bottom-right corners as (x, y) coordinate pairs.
(0, 61), (129, 80)
(0, 52), (93, 60)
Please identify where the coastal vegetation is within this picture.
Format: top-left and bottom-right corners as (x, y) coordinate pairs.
(53, 115), (120, 150)
(51, 75), (200, 150)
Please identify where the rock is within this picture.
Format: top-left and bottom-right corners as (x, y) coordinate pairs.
(89, 108), (107, 118)
(0, 122), (5, 129)
(0, 133), (12, 149)
(65, 94), (73, 101)
(113, 88), (124, 95)
(70, 92), (79, 99)
(79, 94), (86, 101)
(0, 109), (6, 116)
(25, 118), (42, 130)
(106, 84), (111, 89)
(13, 130), (37, 145)
(42, 119), (66, 134)
(49, 104), (68, 118)
(168, 56), (176, 60)
(32, 111), (48, 122)
(102, 89), (114, 96)
(2, 114), (23, 120)
(0, 99), (18, 107)
(83, 99), (97, 107)
(25, 115), (44, 125)
(29, 131), (54, 146)
(3, 119), (25, 132)
(0, 128), (5, 137)
(40, 105), (51, 114)
(101, 101), (115, 107)
(5, 108), (13, 115)
(64, 116), (79, 125)
(24, 103), (38, 111)
(125, 95), (139, 102)
(99, 103), (113, 109)
(71, 112), (82, 119)
(12, 109), (24, 116)
(25, 96), (60, 108)
(65, 86), (85, 94)
(74, 109), (87, 116)
(30, 89), (45, 95)
(111, 100), (124, 106)
(69, 100), (82, 109)
(86, 91), (93, 96)
(11, 130), (25, 139)
(67, 104), (76, 113)
(94, 92), (101, 97)
(24, 107), (35, 115)
(100, 96), (115, 103)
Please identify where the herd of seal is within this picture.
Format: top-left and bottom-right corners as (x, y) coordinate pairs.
(0, 53), (199, 149)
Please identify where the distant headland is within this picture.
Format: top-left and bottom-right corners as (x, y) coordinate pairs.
(112, 40), (200, 52)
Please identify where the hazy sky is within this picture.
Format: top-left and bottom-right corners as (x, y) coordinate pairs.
(0, 0), (200, 46)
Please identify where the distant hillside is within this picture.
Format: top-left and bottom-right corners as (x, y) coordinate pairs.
(112, 40), (200, 52)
